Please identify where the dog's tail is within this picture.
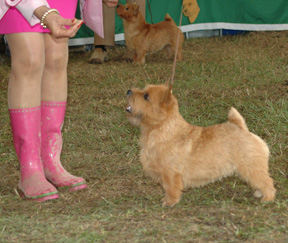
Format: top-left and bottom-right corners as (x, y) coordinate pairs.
(228, 107), (249, 131)
(164, 14), (173, 22)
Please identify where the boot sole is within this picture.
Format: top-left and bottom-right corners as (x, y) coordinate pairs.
(19, 189), (59, 202)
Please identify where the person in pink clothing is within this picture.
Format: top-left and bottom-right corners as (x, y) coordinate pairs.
(0, 0), (118, 202)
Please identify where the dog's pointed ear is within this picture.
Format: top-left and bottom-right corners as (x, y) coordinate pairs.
(133, 5), (140, 16)
(163, 84), (173, 104)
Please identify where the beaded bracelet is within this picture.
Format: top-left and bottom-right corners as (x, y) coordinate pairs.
(40, 9), (59, 29)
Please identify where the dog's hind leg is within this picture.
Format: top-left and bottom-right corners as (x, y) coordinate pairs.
(236, 163), (276, 202)
(134, 48), (146, 64)
(168, 40), (183, 61)
(176, 43), (183, 61)
(164, 45), (174, 59)
(161, 171), (183, 207)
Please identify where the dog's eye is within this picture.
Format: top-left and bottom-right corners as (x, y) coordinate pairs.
(144, 93), (149, 101)
(126, 7), (128, 10)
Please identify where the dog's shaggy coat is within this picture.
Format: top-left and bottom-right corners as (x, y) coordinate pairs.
(117, 4), (184, 64)
(126, 84), (276, 207)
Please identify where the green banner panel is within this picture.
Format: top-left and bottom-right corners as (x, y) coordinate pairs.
(71, 0), (288, 46)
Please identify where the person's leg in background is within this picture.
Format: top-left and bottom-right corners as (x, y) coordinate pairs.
(6, 33), (59, 201)
(41, 33), (87, 191)
(90, 0), (146, 64)
(89, 4), (115, 64)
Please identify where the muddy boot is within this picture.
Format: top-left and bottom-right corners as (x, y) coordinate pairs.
(9, 107), (59, 201)
(41, 102), (87, 191)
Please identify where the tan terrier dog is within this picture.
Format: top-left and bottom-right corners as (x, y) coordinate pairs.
(116, 4), (184, 64)
(126, 84), (276, 207)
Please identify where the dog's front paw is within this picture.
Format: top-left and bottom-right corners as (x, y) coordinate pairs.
(122, 57), (133, 62)
(253, 190), (263, 198)
(161, 196), (180, 207)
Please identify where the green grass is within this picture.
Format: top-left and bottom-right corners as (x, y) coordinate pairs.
(0, 31), (288, 242)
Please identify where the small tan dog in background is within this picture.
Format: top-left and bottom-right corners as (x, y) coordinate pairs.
(126, 84), (276, 207)
(117, 4), (184, 64)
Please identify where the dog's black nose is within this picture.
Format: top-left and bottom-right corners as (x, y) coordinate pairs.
(127, 90), (132, 96)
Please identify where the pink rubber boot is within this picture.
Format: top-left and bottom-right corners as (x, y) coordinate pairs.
(9, 107), (59, 201)
(41, 102), (87, 191)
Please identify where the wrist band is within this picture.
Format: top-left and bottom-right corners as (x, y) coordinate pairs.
(40, 9), (60, 29)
